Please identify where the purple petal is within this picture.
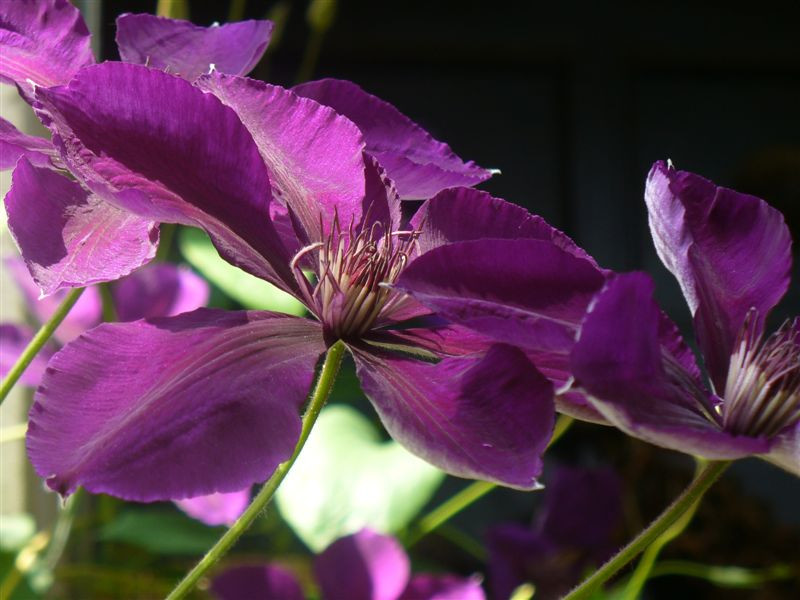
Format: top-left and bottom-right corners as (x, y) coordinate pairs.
(400, 575), (486, 600)
(293, 79), (492, 200)
(116, 14), (272, 81)
(315, 529), (410, 600)
(35, 63), (296, 292)
(645, 160), (792, 390)
(397, 238), (605, 360)
(0, 324), (54, 387)
(765, 422), (800, 477)
(112, 263), (209, 321)
(0, 118), (61, 170)
(5, 158), (158, 296)
(486, 524), (557, 600)
(4, 257), (101, 345)
(368, 320), (493, 358)
(26, 309), (325, 500)
(211, 564), (304, 600)
(174, 488), (250, 527)
(351, 343), (554, 489)
(571, 273), (772, 459)
(411, 187), (597, 266)
(536, 466), (622, 556)
(196, 73), (367, 243)
(0, 0), (93, 93)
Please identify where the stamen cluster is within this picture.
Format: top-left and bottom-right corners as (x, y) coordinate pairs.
(723, 311), (800, 437)
(291, 215), (419, 339)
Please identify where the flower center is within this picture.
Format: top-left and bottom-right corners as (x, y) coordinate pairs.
(291, 217), (419, 340)
(722, 311), (800, 437)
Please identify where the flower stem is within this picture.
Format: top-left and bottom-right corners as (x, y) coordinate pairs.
(405, 414), (574, 547)
(0, 287), (85, 407)
(621, 458), (706, 599)
(165, 340), (347, 600)
(564, 460), (731, 600)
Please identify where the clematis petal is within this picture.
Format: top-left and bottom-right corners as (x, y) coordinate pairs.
(0, 0), (93, 94)
(411, 187), (597, 266)
(115, 14), (272, 81)
(5, 158), (158, 296)
(536, 466), (622, 556)
(486, 524), (557, 600)
(765, 422), (800, 477)
(368, 319), (493, 358)
(35, 63), (297, 293)
(351, 343), (554, 489)
(0, 324), (54, 387)
(26, 309), (325, 500)
(0, 118), (61, 170)
(314, 529), (410, 600)
(397, 238), (605, 358)
(400, 574), (486, 600)
(4, 257), (102, 345)
(174, 488), (250, 527)
(197, 73), (364, 243)
(196, 73), (367, 243)
(293, 79), (492, 200)
(210, 564), (304, 600)
(645, 160), (792, 390)
(571, 273), (771, 459)
(112, 263), (209, 321)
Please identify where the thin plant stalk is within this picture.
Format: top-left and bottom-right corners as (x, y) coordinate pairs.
(405, 414), (574, 547)
(564, 460), (731, 600)
(622, 458), (707, 599)
(0, 287), (85, 406)
(165, 340), (347, 600)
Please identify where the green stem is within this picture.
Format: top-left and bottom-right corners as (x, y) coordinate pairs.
(156, 224), (177, 262)
(564, 460), (731, 600)
(405, 414), (574, 546)
(98, 283), (117, 323)
(622, 458), (706, 599)
(165, 341), (347, 600)
(0, 287), (85, 406)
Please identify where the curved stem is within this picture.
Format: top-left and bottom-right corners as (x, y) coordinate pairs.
(405, 414), (574, 546)
(165, 340), (347, 600)
(564, 460), (731, 600)
(622, 458), (706, 599)
(0, 287), (85, 406)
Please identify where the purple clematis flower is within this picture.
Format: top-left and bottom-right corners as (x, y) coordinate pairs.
(1, 2), (493, 299)
(210, 528), (486, 600)
(0, 1), (274, 295)
(486, 466), (623, 600)
(568, 161), (799, 473)
(18, 44), (567, 501)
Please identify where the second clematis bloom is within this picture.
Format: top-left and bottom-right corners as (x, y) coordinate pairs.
(22, 55), (579, 502)
(211, 528), (486, 600)
(569, 161), (799, 474)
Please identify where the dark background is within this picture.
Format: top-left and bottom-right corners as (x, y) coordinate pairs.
(96, 2), (800, 597)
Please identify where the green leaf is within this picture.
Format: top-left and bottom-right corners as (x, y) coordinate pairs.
(100, 509), (224, 555)
(0, 514), (35, 552)
(178, 227), (305, 315)
(276, 405), (445, 551)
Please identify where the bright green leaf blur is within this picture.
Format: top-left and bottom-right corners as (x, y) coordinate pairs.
(99, 509), (224, 555)
(276, 405), (445, 552)
(178, 227), (305, 315)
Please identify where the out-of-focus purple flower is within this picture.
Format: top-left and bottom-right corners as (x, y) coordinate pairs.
(570, 161), (800, 474)
(0, 2), (274, 295)
(210, 529), (486, 600)
(174, 488), (251, 527)
(487, 466), (623, 600)
(19, 51), (575, 503)
(0, 260), (208, 382)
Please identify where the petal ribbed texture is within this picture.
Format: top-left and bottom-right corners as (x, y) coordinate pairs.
(27, 310), (325, 500)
